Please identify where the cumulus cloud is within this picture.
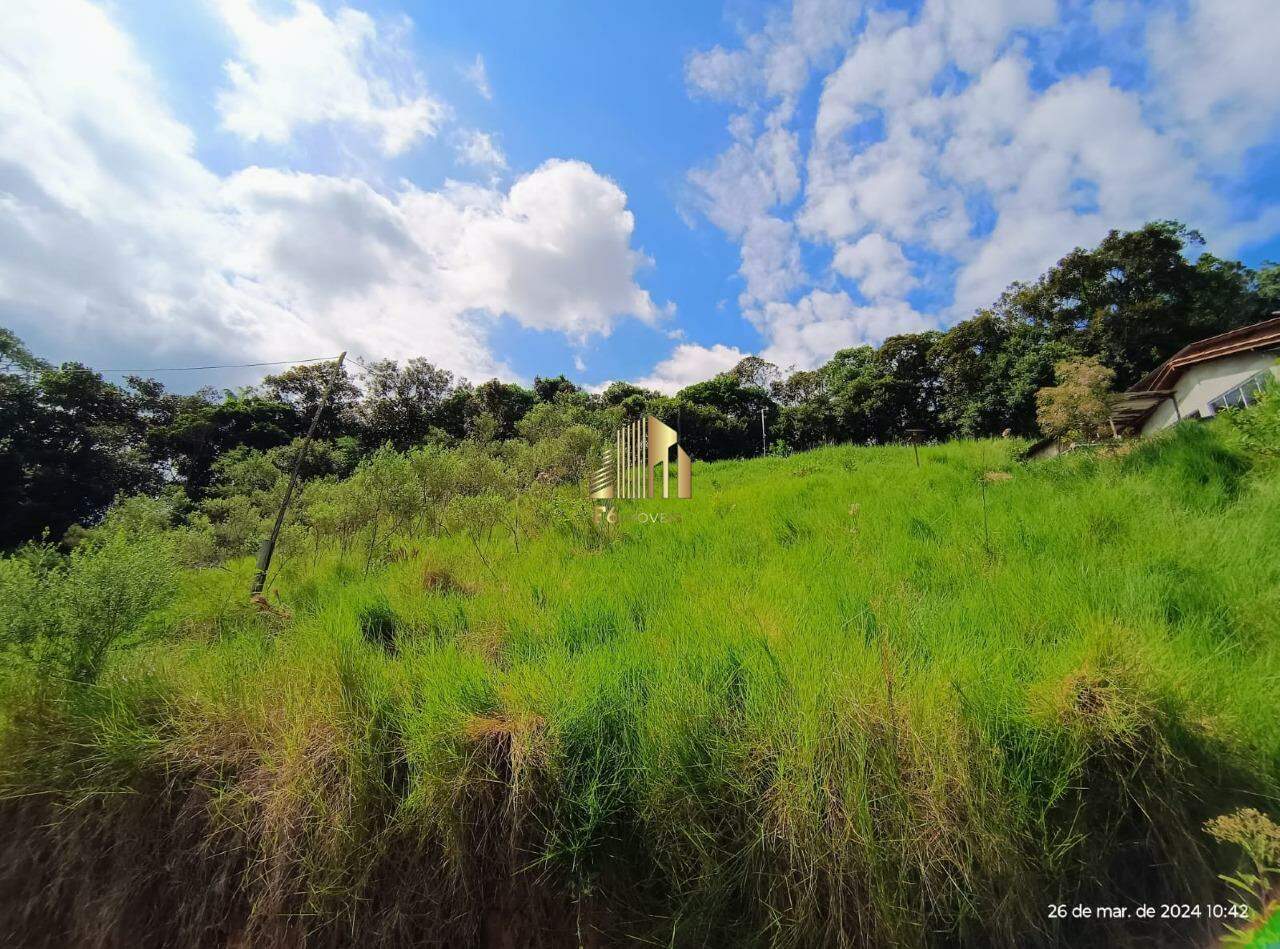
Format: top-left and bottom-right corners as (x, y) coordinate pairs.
(454, 129), (507, 172)
(634, 342), (747, 393)
(1147, 0), (1280, 161)
(213, 0), (447, 155)
(685, 0), (1280, 372)
(758, 290), (934, 369)
(0, 0), (662, 378)
(687, 119), (805, 307)
(832, 233), (916, 299)
(686, 0), (865, 111)
(685, 45), (754, 102)
(685, 1), (866, 320)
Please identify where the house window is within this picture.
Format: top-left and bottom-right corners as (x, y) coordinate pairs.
(1207, 370), (1271, 414)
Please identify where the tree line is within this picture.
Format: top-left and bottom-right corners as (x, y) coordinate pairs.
(3, 220), (1277, 551)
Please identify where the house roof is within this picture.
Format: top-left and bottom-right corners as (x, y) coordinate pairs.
(1129, 314), (1280, 393)
(1109, 388), (1176, 431)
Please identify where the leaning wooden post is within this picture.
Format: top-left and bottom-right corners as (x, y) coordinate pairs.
(251, 352), (347, 596)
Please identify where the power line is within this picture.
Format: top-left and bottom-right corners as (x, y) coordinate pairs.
(1, 355), (343, 377)
(52, 355), (340, 373)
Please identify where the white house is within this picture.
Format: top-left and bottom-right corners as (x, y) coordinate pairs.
(1027, 315), (1280, 460)
(1110, 315), (1280, 436)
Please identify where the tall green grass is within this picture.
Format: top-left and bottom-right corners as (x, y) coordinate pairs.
(2, 422), (1278, 946)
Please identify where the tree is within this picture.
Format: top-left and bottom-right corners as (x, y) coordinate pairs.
(872, 331), (947, 440)
(146, 391), (302, 499)
(600, 381), (655, 406)
(823, 346), (888, 444)
(0, 530), (177, 684)
(472, 380), (536, 440)
(1035, 357), (1117, 442)
(262, 361), (360, 440)
(772, 369), (834, 451)
(0, 328), (49, 372)
(728, 355), (782, 390)
(1258, 262), (1280, 309)
(0, 364), (156, 549)
(668, 373), (773, 459)
(359, 357), (457, 450)
(1009, 222), (1255, 388)
(533, 374), (580, 402)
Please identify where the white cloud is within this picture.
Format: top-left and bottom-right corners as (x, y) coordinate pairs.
(688, 120), (800, 236)
(1147, 0), (1280, 162)
(686, 0), (865, 112)
(463, 53), (493, 100)
(213, 0), (446, 155)
(687, 113), (804, 306)
(455, 129), (507, 172)
(634, 342), (747, 393)
(943, 64), (1219, 314)
(684, 1), (872, 322)
(0, 0), (661, 380)
(685, 0), (1280, 377)
(431, 159), (662, 338)
(685, 45), (753, 101)
(757, 290), (934, 369)
(832, 233), (916, 298)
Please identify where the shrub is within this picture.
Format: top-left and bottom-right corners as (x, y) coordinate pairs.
(0, 545), (62, 667)
(0, 532), (178, 684)
(1227, 372), (1280, 457)
(1035, 356), (1116, 442)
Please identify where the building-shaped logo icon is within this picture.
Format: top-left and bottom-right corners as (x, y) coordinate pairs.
(590, 415), (691, 522)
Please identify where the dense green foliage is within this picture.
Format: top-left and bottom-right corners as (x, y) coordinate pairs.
(0, 404), (1277, 945)
(4, 221), (1278, 551)
(0, 529), (176, 684)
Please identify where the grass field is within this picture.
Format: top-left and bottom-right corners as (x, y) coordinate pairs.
(2, 421), (1279, 947)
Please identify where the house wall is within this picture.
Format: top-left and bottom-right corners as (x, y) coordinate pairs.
(1140, 350), (1280, 436)
(1026, 438), (1063, 461)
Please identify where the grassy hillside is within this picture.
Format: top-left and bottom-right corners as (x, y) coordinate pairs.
(2, 422), (1279, 947)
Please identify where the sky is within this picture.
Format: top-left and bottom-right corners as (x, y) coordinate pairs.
(2, 0), (1279, 393)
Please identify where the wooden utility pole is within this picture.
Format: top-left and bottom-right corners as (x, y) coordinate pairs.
(250, 352), (346, 596)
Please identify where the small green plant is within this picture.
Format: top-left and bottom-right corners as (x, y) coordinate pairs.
(1205, 807), (1280, 943)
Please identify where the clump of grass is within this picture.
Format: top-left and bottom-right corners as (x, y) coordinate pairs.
(419, 560), (473, 596)
(358, 599), (399, 654)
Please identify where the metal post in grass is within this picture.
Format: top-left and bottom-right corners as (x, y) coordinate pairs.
(251, 352), (347, 597)
(979, 440), (992, 558)
(906, 428), (924, 468)
(761, 407), (767, 456)
(981, 474), (990, 555)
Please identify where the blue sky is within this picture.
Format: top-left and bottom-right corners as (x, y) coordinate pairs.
(2, 0), (1279, 392)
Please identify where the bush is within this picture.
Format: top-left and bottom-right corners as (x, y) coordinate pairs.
(1227, 373), (1280, 457)
(0, 532), (178, 684)
(1035, 356), (1116, 442)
